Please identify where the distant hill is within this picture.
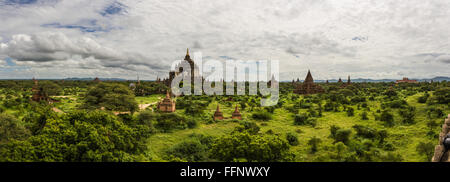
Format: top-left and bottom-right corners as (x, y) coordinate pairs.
(64, 77), (127, 81)
(282, 76), (450, 83)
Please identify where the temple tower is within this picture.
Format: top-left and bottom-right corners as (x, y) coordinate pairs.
(293, 70), (324, 95)
(213, 104), (224, 121)
(157, 91), (176, 112)
(232, 105), (242, 120)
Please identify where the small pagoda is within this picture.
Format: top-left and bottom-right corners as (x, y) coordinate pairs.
(31, 77), (48, 102)
(395, 77), (417, 84)
(157, 91), (176, 112)
(339, 75), (352, 88)
(213, 105), (224, 121)
(232, 105), (242, 120)
(293, 70), (325, 95)
(93, 77), (101, 83)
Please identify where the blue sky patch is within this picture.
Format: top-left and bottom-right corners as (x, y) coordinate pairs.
(100, 2), (126, 16)
(5, 57), (15, 66)
(41, 22), (110, 33)
(4, 0), (37, 5)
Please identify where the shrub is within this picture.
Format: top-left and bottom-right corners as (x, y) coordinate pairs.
(137, 111), (155, 127)
(361, 102), (368, 108)
(329, 125), (341, 139)
(286, 132), (299, 146)
(380, 110), (394, 127)
(307, 136), (322, 153)
(166, 140), (209, 162)
(399, 106), (416, 124)
(416, 142), (435, 160)
(187, 119), (198, 129)
(352, 125), (377, 139)
(307, 107), (318, 117)
(347, 107), (354, 117)
(294, 114), (316, 127)
(234, 121), (260, 134)
(264, 106), (276, 113)
(210, 132), (292, 162)
(417, 94), (428, 103)
(334, 129), (352, 145)
(361, 111), (369, 120)
(155, 113), (188, 132)
(252, 111), (272, 121)
(351, 96), (366, 103)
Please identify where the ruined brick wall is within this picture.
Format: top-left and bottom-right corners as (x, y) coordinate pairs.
(432, 114), (450, 162)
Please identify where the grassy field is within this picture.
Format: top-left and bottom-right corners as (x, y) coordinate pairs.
(145, 92), (449, 162)
(1, 83), (447, 162)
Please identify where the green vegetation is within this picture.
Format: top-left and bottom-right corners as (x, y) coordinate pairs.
(0, 79), (448, 162)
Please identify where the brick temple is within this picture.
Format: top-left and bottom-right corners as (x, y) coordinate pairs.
(31, 77), (48, 102)
(157, 91), (176, 112)
(293, 70), (324, 95)
(157, 48), (202, 87)
(213, 104), (224, 121)
(232, 105), (242, 120)
(395, 77), (417, 84)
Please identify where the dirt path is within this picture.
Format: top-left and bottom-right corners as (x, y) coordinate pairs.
(138, 97), (161, 111)
(52, 107), (64, 113)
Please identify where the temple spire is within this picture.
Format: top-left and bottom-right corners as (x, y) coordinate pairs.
(184, 48), (191, 61)
(304, 69), (314, 83)
(166, 90), (170, 98)
(137, 74), (140, 85)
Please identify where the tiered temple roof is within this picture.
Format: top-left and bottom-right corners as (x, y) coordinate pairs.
(293, 70), (324, 95)
(213, 104), (224, 121)
(160, 48), (202, 87)
(157, 91), (176, 112)
(232, 105), (242, 120)
(396, 77), (417, 84)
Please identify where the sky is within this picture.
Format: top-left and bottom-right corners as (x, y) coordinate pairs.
(0, 0), (449, 80)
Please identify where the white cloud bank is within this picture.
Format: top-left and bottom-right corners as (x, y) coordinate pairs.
(0, 0), (449, 80)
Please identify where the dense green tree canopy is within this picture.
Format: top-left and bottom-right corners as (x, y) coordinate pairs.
(82, 83), (138, 113)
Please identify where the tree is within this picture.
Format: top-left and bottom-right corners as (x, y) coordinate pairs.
(234, 121), (260, 135)
(294, 113), (316, 127)
(361, 111), (369, 120)
(384, 89), (397, 97)
(210, 131), (292, 162)
(334, 129), (352, 145)
(380, 110), (394, 127)
(252, 111), (272, 121)
(347, 107), (354, 117)
(399, 106), (416, 124)
(307, 136), (322, 153)
(286, 132), (299, 146)
(430, 87), (450, 104)
(154, 113), (188, 132)
(0, 113), (30, 143)
(38, 81), (63, 96)
(329, 125), (341, 139)
(0, 110), (152, 162)
(82, 83), (138, 113)
(165, 140), (209, 162)
(416, 142), (435, 161)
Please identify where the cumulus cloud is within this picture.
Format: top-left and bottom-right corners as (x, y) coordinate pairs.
(0, 32), (166, 71)
(0, 0), (449, 80)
